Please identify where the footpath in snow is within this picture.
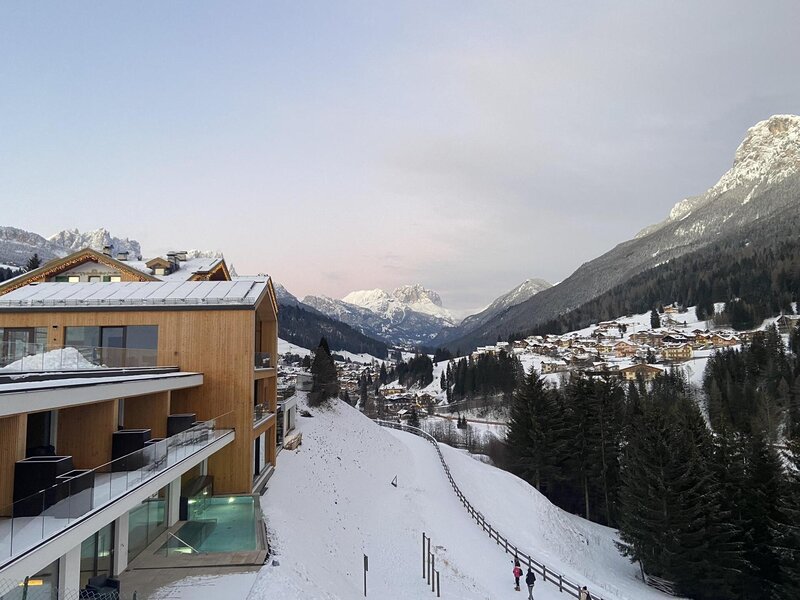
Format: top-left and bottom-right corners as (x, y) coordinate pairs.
(153, 396), (677, 600)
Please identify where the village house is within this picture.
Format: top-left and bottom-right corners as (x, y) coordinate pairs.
(620, 363), (664, 382)
(662, 343), (694, 362)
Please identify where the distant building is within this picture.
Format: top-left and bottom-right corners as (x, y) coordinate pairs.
(620, 364), (664, 382)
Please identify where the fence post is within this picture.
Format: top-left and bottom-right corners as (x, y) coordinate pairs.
(436, 569), (440, 597)
(558, 574), (562, 592)
(431, 555), (435, 592)
(542, 564), (547, 583)
(363, 554), (368, 597)
(422, 532), (426, 579)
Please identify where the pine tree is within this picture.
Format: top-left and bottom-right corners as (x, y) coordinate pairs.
(739, 434), (788, 599)
(650, 308), (660, 329)
(778, 436), (800, 599)
(25, 253), (41, 272)
(506, 369), (566, 494)
(309, 340), (339, 407)
(408, 406), (420, 428)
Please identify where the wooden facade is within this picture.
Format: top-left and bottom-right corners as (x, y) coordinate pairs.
(0, 295), (279, 495)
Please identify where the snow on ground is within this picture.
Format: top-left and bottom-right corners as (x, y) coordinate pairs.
(0, 347), (100, 371)
(244, 396), (676, 600)
(278, 338), (384, 365)
(278, 338), (312, 357)
(150, 572), (259, 599)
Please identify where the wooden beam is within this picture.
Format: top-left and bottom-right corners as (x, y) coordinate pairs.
(58, 400), (118, 469)
(122, 391), (170, 438)
(0, 414), (27, 514)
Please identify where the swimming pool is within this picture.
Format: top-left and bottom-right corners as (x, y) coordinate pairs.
(160, 495), (258, 554)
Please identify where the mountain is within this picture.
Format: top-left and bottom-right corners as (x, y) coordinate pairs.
(440, 114), (800, 351)
(458, 278), (551, 333)
(0, 226), (70, 266)
(304, 284), (455, 347)
(272, 283), (388, 358)
(0, 226), (145, 268)
(48, 228), (142, 258)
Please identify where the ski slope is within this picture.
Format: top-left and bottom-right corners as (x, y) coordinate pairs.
(243, 396), (675, 599)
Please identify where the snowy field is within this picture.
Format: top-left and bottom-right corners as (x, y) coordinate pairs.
(278, 338), (384, 365)
(153, 396), (678, 599)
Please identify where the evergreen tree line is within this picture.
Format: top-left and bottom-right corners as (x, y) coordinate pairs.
(395, 354), (434, 388)
(515, 230), (800, 338)
(506, 362), (800, 598)
(0, 266), (20, 282)
(444, 351), (524, 403)
(703, 325), (800, 439)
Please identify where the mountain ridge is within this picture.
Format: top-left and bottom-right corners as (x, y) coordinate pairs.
(438, 114), (800, 351)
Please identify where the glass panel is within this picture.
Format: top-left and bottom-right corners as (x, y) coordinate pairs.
(64, 326), (100, 350)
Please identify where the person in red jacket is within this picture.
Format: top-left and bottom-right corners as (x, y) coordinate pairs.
(512, 562), (523, 591)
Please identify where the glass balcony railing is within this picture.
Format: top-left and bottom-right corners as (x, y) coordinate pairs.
(253, 403), (273, 424)
(0, 416), (233, 567)
(254, 352), (272, 369)
(0, 342), (162, 372)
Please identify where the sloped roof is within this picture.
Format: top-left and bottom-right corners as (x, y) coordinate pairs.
(0, 280), (269, 310)
(0, 248), (157, 295)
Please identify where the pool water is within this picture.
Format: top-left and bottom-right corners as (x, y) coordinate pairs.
(161, 496), (258, 554)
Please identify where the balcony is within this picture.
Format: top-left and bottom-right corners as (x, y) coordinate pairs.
(253, 403), (275, 428)
(0, 417), (233, 568)
(254, 352), (272, 369)
(0, 342), (168, 372)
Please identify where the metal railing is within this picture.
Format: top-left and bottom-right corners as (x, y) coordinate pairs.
(376, 420), (608, 600)
(0, 342), (161, 371)
(253, 403), (273, 424)
(0, 416), (233, 567)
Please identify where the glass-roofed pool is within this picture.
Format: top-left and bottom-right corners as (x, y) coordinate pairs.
(160, 495), (258, 554)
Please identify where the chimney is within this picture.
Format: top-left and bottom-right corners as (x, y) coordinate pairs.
(175, 250), (188, 262)
(116, 251), (129, 261)
(166, 252), (179, 269)
(102, 245), (112, 257)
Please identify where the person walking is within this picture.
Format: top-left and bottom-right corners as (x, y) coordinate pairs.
(512, 563), (523, 591)
(579, 586), (593, 600)
(525, 567), (536, 599)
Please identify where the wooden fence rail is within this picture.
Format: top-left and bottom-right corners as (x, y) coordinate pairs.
(375, 420), (607, 600)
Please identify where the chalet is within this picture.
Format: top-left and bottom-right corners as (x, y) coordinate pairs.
(620, 363), (664, 382)
(0, 247), (232, 298)
(541, 360), (568, 374)
(776, 314), (800, 334)
(662, 343), (693, 362)
(614, 341), (638, 358)
(709, 333), (739, 348)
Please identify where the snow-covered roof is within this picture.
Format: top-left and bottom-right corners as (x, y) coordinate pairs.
(0, 280), (268, 309)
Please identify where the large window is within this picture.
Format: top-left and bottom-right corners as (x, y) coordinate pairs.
(80, 522), (114, 587)
(64, 326), (158, 367)
(0, 326), (47, 367)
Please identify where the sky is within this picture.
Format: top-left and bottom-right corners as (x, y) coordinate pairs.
(2, 2), (800, 315)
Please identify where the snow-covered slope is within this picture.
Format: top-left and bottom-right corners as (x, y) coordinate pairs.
(304, 285), (456, 346)
(459, 278), (552, 332)
(239, 397), (675, 600)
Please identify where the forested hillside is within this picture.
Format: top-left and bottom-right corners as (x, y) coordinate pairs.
(278, 303), (388, 358)
(520, 208), (800, 337)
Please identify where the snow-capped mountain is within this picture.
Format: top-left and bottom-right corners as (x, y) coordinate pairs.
(343, 284), (455, 325)
(48, 228), (142, 259)
(458, 278), (552, 332)
(439, 114), (800, 350)
(304, 284), (456, 347)
(0, 226), (69, 266)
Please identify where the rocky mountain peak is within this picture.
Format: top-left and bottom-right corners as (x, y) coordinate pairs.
(391, 284), (443, 307)
(48, 227), (142, 258)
